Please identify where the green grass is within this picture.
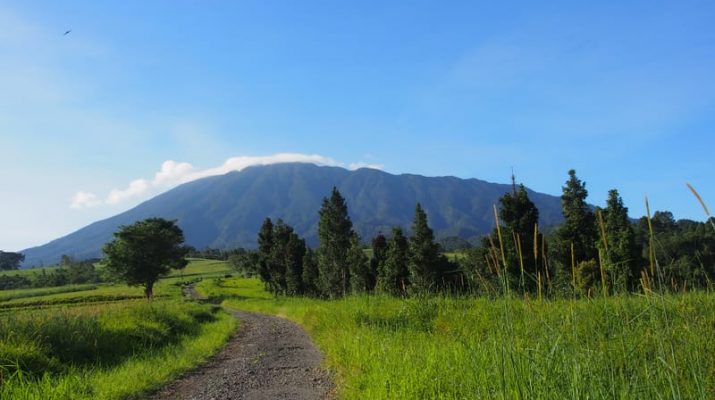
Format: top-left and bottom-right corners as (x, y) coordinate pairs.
(0, 284), (98, 302)
(208, 277), (715, 399)
(0, 266), (60, 277)
(0, 259), (239, 399)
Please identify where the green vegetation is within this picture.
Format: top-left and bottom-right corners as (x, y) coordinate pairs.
(203, 277), (715, 399)
(0, 259), (237, 398)
(103, 218), (190, 298)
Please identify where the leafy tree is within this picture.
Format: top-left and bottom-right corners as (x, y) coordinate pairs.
(633, 212), (715, 291)
(302, 248), (320, 297)
(552, 170), (598, 290)
(377, 227), (410, 296)
(317, 187), (354, 298)
(103, 218), (189, 298)
(0, 251), (25, 270)
(408, 203), (443, 292)
(228, 249), (259, 277)
(348, 233), (371, 293)
(598, 189), (642, 292)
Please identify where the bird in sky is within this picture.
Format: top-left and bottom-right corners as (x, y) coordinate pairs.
(63, 29), (71, 36)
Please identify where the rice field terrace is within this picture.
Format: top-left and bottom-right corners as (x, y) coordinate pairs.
(200, 277), (715, 400)
(0, 259), (236, 399)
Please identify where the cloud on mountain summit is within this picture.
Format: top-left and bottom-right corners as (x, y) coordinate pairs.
(70, 153), (382, 209)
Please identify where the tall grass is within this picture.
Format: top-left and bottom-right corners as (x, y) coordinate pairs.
(214, 277), (715, 399)
(0, 299), (236, 398)
(0, 259), (240, 398)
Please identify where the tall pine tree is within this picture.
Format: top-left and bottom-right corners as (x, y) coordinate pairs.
(377, 227), (410, 296)
(317, 187), (354, 298)
(496, 182), (544, 292)
(257, 218), (274, 292)
(369, 232), (387, 291)
(598, 189), (641, 292)
(301, 248), (320, 297)
(408, 203), (443, 292)
(348, 233), (371, 293)
(553, 170), (598, 290)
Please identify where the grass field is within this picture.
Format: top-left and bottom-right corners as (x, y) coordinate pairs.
(0, 259), (237, 399)
(202, 277), (715, 400)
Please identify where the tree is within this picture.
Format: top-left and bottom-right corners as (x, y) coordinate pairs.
(598, 189), (642, 292)
(103, 218), (188, 298)
(302, 248), (320, 297)
(496, 183), (543, 292)
(377, 227), (410, 296)
(408, 203), (443, 292)
(0, 251), (25, 270)
(369, 232), (388, 291)
(257, 218), (274, 291)
(553, 170), (598, 289)
(348, 233), (371, 293)
(317, 187), (354, 298)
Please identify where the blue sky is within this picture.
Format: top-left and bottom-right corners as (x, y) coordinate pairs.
(1, 1), (714, 251)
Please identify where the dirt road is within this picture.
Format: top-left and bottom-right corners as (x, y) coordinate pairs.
(151, 287), (333, 400)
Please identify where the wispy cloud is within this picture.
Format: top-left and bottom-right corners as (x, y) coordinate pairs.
(70, 153), (383, 209)
(348, 161), (385, 170)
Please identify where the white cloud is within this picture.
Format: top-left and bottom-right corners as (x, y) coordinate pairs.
(106, 178), (150, 205)
(70, 191), (101, 209)
(70, 153), (380, 209)
(348, 162), (384, 170)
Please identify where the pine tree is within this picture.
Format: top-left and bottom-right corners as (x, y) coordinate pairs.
(302, 248), (320, 297)
(267, 220), (291, 295)
(553, 170), (598, 290)
(284, 230), (307, 296)
(599, 189), (641, 292)
(498, 183), (543, 292)
(408, 203), (442, 292)
(369, 232), (387, 291)
(348, 233), (371, 293)
(317, 187), (354, 298)
(257, 217), (274, 291)
(377, 227), (410, 296)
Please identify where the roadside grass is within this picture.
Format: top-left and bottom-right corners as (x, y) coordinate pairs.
(212, 277), (715, 400)
(0, 259), (239, 399)
(0, 300), (236, 399)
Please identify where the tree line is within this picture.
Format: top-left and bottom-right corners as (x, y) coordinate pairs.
(256, 187), (457, 298)
(256, 171), (715, 298)
(463, 170), (715, 297)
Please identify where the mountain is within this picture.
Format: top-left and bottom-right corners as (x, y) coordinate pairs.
(20, 163), (564, 267)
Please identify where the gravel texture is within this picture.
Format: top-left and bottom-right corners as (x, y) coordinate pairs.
(150, 287), (334, 400)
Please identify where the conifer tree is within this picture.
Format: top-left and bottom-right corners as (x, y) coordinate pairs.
(348, 233), (371, 293)
(317, 187), (354, 298)
(284, 229), (307, 296)
(257, 217), (274, 291)
(369, 232), (387, 291)
(553, 170), (598, 289)
(498, 183), (543, 291)
(598, 189), (641, 292)
(302, 248), (320, 297)
(378, 227), (410, 295)
(408, 203), (442, 292)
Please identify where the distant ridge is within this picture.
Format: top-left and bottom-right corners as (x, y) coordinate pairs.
(20, 163), (564, 267)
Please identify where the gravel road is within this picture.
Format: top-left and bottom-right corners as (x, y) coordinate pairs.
(150, 287), (333, 400)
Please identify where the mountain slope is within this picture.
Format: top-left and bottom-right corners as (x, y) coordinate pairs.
(21, 163), (564, 267)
